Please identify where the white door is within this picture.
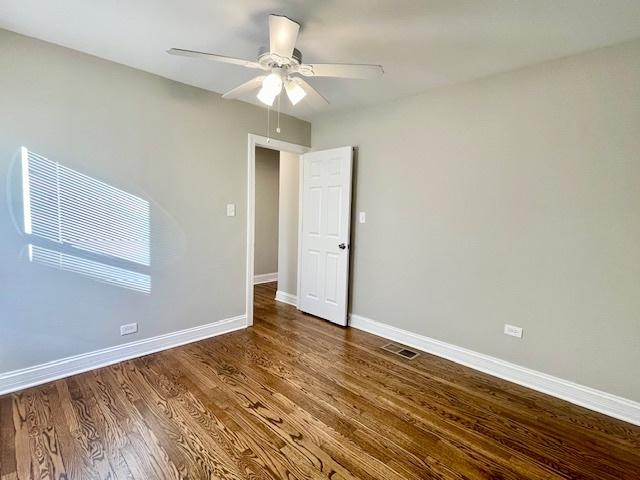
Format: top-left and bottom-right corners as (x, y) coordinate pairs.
(298, 146), (353, 325)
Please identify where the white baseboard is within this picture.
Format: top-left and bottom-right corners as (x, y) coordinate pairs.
(0, 315), (247, 396)
(349, 314), (640, 426)
(254, 272), (278, 284)
(275, 290), (298, 307)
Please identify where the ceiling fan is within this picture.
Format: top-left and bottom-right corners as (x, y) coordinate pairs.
(168, 14), (383, 109)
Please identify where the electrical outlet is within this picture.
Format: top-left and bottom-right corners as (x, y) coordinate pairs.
(359, 211), (366, 223)
(504, 324), (523, 338)
(120, 323), (138, 336)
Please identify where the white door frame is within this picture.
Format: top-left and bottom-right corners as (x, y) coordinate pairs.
(246, 134), (310, 326)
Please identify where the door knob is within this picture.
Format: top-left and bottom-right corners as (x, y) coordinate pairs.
(338, 243), (347, 250)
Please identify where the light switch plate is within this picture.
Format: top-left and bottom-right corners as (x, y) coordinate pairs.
(504, 324), (523, 338)
(226, 204), (236, 217)
(120, 323), (138, 336)
(359, 211), (366, 223)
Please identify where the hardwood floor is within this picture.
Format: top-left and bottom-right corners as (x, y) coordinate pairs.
(1, 282), (639, 479)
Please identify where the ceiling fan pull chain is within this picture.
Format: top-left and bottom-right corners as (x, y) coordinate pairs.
(276, 93), (281, 134)
(266, 103), (271, 142)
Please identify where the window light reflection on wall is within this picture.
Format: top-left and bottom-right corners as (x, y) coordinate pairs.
(21, 147), (151, 293)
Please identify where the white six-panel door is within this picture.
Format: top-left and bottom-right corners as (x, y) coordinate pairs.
(298, 146), (353, 325)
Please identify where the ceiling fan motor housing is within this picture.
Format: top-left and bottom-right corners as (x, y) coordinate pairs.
(258, 46), (302, 67)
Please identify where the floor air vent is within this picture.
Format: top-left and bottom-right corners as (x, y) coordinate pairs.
(381, 343), (420, 360)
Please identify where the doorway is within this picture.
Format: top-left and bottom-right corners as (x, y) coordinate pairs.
(246, 134), (309, 326)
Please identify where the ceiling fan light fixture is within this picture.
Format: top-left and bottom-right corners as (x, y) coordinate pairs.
(256, 86), (277, 106)
(285, 79), (306, 105)
(262, 72), (282, 97)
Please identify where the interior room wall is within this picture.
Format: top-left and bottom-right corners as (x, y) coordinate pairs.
(0, 28), (310, 374)
(254, 147), (280, 277)
(312, 38), (640, 402)
(277, 151), (300, 297)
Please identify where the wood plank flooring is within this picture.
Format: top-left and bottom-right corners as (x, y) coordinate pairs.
(1, 282), (639, 479)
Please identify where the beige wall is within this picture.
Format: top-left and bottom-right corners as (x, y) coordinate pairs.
(0, 28), (310, 373)
(277, 151), (300, 296)
(254, 147), (280, 276)
(312, 39), (640, 402)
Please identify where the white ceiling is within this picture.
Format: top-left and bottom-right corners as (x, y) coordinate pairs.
(2, 0), (640, 121)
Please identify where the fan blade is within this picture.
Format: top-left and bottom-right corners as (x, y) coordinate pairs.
(292, 77), (328, 108)
(269, 15), (300, 61)
(298, 63), (384, 79)
(167, 48), (265, 70)
(222, 76), (266, 100)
